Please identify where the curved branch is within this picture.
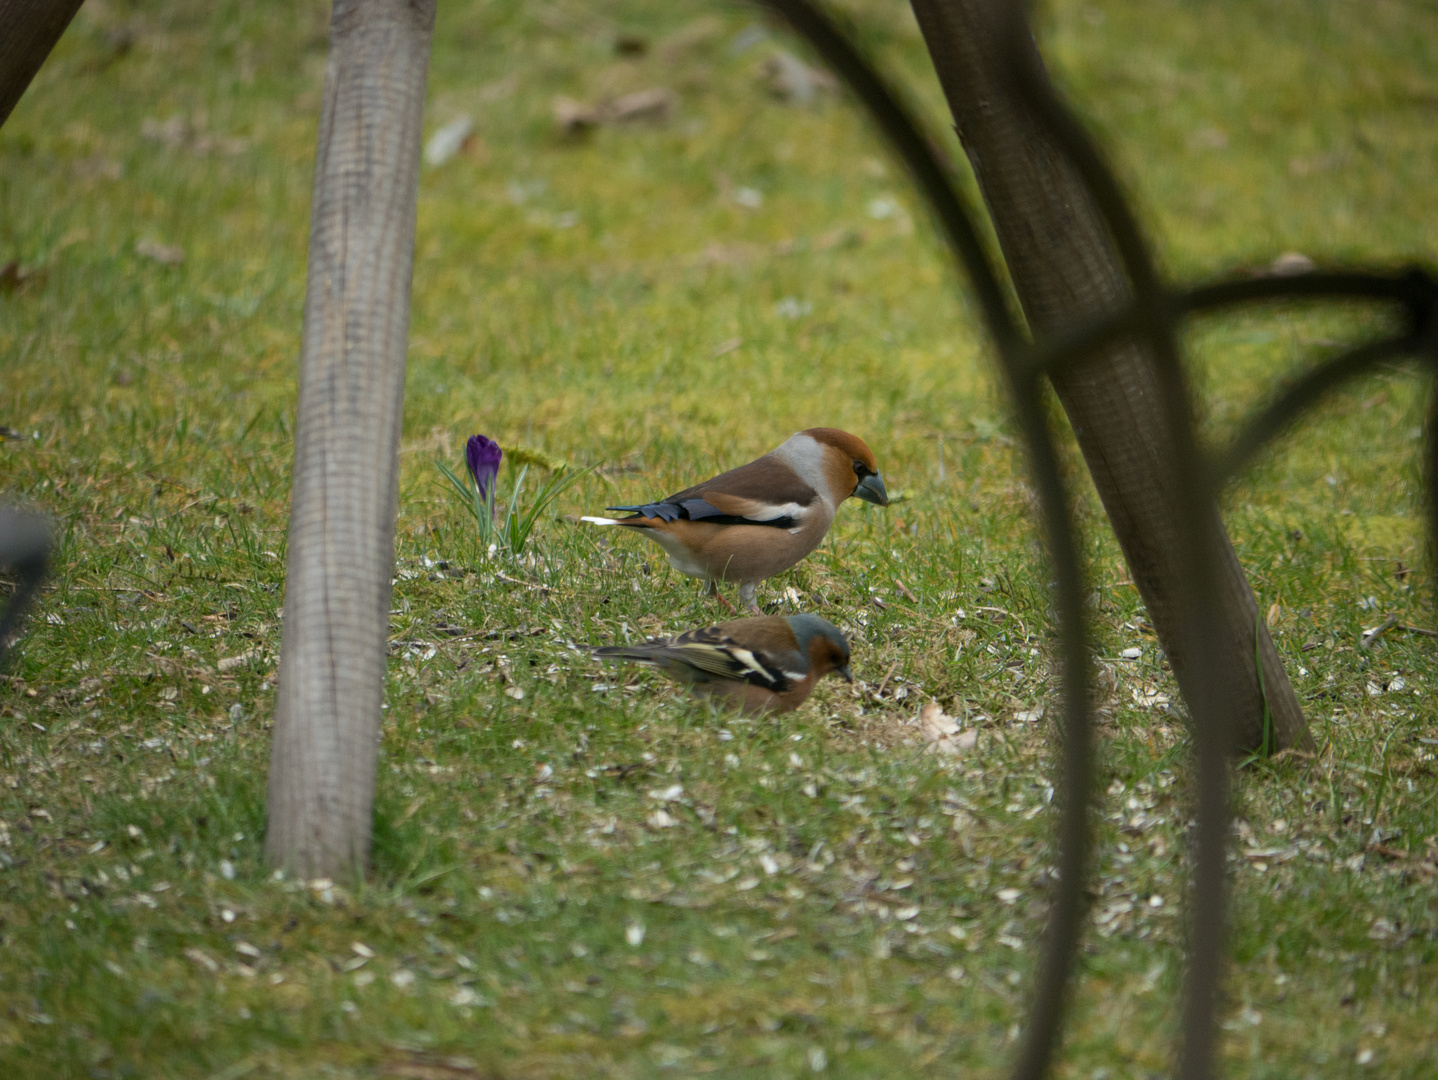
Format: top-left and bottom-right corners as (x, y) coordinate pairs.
(748, 6), (1438, 1080)
(1214, 336), (1424, 485)
(754, 6), (1093, 1078)
(999, 17), (1234, 1079)
(0, 0), (86, 130)
(1187, 267), (1438, 317)
(1025, 268), (1436, 385)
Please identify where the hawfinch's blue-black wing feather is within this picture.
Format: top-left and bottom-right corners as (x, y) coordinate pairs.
(604, 500), (685, 523)
(607, 455), (818, 529)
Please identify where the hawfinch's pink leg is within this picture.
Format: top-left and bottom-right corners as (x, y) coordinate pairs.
(705, 579), (737, 612)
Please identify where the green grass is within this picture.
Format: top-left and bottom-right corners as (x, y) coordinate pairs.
(2, 0), (1437, 1076)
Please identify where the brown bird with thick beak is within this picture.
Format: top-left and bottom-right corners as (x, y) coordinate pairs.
(583, 428), (889, 612)
(593, 614), (853, 714)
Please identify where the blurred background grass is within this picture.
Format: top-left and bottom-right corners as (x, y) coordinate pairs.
(2, 1), (1437, 1077)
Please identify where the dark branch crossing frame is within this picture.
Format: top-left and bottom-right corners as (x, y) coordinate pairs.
(0, 2), (1434, 1076)
(0, 0), (86, 129)
(758, 2), (1438, 1079)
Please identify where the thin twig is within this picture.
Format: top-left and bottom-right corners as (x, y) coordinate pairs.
(872, 661), (900, 700)
(1360, 613), (1400, 650)
(973, 605), (1031, 638)
(493, 570), (549, 592)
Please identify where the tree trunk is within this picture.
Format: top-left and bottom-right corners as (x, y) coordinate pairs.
(265, 0), (435, 879)
(908, 0), (1310, 753)
(0, 0), (86, 129)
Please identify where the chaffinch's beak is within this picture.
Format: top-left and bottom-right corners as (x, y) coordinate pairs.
(836, 664), (853, 683)
(854, 473), (889, 507)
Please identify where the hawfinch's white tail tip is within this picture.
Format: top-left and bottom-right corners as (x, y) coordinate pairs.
(580, 515), (622, 526)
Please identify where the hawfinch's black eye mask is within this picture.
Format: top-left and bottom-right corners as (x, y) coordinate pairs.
(851, 462), (889, 507)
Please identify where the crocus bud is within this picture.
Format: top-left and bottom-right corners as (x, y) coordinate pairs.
(465, 435), (502, 502)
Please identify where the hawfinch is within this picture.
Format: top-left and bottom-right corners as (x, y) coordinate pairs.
(582, 428), (888, 612)
(593, 613), (853, 714)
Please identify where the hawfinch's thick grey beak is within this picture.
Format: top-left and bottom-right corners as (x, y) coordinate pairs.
(854, 473), (889, 507)
(836, 664), (854, 683)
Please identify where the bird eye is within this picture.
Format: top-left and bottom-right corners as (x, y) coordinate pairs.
(853, 461), (871, 477)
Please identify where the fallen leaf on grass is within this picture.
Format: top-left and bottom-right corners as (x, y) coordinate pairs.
(1269, 251), (1314, 276)
(1368, 917), (1400, 941)
(72, 156), (124, 181)
(184, 947), (219, 973)
(141, 115), (190, 147)
(1187, 126), (1228, 151)
(1242, 845), (1298, 863)
(141, 114), (248, 155)
(135, 239), (184, 265)
(554, 88), (676, 135)
(919, 702), (977, 756)
(424, 116), (474, 167)
(646, 808), (678, 829)
(1368, 843), (1409, 861)
(609, 87), (676, 122)
(761, 49), (836, 105)
(920, 702), (955, 739)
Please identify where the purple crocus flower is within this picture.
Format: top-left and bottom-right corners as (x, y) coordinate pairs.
(465, 435), (503, 502)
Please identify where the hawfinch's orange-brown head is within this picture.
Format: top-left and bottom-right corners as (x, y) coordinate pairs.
(802, 427), (889, 507)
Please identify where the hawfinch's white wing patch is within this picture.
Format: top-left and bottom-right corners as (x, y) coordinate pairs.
(736, 500), (810, 522)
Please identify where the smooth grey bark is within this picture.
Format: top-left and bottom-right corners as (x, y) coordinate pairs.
(265, 0), (436, 878)
(0, 0), (85, 129)
(908, 0), (1310, 753)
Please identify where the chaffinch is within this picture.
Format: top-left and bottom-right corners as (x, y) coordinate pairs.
(582, 427), (888, 612)
(593, 613), (853, 714)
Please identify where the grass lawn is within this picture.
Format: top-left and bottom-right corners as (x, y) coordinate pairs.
(3, 0), (1438, 1076)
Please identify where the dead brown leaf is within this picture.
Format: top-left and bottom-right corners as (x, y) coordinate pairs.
(919, 702), (977, 756)
(553, 87), (676, 135)
(135, 239), (185, 265)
